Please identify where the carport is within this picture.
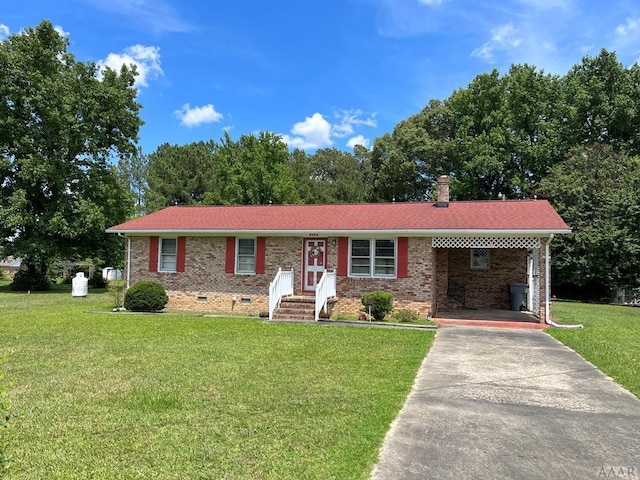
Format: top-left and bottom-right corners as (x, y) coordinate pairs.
(433, 235), (546, 323)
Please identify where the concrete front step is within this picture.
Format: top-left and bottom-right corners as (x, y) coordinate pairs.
(273, 295), (337, 321)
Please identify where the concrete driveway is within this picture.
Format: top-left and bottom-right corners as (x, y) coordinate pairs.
(371, 326), (640, 480)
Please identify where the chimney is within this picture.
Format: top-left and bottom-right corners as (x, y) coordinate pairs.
(436, 175), (450, 207)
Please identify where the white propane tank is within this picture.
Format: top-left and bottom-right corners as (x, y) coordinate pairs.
(72, 272), (88, 297)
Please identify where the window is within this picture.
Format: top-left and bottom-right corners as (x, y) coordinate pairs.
(471, 248), (490, 269)
(236, 238), (256, 274)
(349, 238), (396, 277)
(159, 238), (177, 272)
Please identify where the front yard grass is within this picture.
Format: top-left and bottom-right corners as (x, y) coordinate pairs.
(0, 285), (433, 479)
(549, 301), (640, 398)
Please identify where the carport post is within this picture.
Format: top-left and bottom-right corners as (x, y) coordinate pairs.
(545, 234), (553, 324)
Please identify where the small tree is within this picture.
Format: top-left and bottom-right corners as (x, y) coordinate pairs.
(362, 291), (394, 321)
(108, 280), (126, 309)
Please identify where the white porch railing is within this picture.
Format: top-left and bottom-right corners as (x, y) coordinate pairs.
(315, 269), (337, 321)
(269, 268), (294, 320)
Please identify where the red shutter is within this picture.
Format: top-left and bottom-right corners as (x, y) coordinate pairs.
(225, 237), (236, 273)
(176, 237), (186, 273)
(397, 237), (409, 278)
(337, 237), (349, 276)
(149, 236), (159, 272)
(256, 237), (266, 274)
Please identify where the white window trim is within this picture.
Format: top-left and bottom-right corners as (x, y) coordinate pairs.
(470, 248), (490, 270)
(236, 237), (257, 275)
(348, 238), (397, 278)
(158, 237), (177, 273)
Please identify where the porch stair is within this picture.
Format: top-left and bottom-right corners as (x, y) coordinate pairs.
(271, 296), (337, 321)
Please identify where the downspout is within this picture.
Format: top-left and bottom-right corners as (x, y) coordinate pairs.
(117, 233), (131, 289)
(545, 234), (583, 329)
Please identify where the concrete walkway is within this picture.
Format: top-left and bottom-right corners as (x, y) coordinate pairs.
(371, 326), (640, 480)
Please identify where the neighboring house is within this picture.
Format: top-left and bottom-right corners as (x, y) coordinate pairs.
(0, 257), (21, 276)
(106, 176), (570, 323)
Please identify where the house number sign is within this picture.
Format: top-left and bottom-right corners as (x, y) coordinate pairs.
(308, 233), (319, 237)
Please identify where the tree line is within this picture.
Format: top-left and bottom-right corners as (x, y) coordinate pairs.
(1, 21), (638, 298)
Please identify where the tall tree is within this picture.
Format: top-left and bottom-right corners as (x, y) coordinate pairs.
(0, 20), (141, 289)
(118, 147), (149, 217)
(538, 145), (640, 298)
(291, 148), (372, 204)
(146, 141), (216, 212)
(560, 49), (640, 153)
(206, 132), (299, 205)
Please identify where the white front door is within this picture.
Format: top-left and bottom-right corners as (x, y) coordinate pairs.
(303, 239), (326, 292)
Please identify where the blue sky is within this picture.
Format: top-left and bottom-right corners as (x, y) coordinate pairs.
(2, 0), (640, 153)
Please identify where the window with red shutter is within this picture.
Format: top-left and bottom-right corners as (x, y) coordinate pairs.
(397, 237), (409, 278)
(149, 236), (159, 272)
(176, 237), (186, 273)
(225, 237), (236, 273)
(337, 237), (349, 276)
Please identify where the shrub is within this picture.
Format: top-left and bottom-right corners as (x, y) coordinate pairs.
(90, 270), (107, 289)
(10, 269), (50, 292)
(108, 280), (126, 308)
(124, 281), (168, 312)
(390, 309), (421, 323)
(361, 291), (394, 321)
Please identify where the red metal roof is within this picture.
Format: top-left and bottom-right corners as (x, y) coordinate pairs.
(107, 200), (570, 234)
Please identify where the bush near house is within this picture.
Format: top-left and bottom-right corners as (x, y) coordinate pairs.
(124, 281), (168, 312)
(108, 280), (126, 309)
(390, 309), (421, 323)
(362, 291), (394, 321)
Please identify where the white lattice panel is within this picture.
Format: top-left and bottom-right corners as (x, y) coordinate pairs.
(432, 236), (540, 249)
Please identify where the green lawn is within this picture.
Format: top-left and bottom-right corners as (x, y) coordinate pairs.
(549, 301), (640, 398)
(0, 285), (433, 479)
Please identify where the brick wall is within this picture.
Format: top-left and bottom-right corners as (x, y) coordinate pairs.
(330, 237), (433, 317)
(435, 248), (528, 311)
(129, 236), (301, 314)
(128, 235), (434, 316)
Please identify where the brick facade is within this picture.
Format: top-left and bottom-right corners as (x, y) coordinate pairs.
(128, 235), (434, 316)
(128, 235), (547, 321)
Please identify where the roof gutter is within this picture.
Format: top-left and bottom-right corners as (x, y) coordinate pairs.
(106, 228), (572, 237)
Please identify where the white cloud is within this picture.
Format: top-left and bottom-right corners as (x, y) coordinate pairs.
(472, 22), (523, 62)
(174, 103), (223, 127)
(54, 25), (70, 38)
(280, 113), (333, 150)
(615, 17), (640, 36)
(87, 0), (193, 34)
(0, 24), (9, 39)
(97, 44), (163, 88)
(281, 110), (377, 150)
(331, 109), (377, 138)
(347, 135), (371, 149)
(418, 0), (445, 5)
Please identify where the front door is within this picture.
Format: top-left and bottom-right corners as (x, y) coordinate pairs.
(303, 238), (327, 293)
